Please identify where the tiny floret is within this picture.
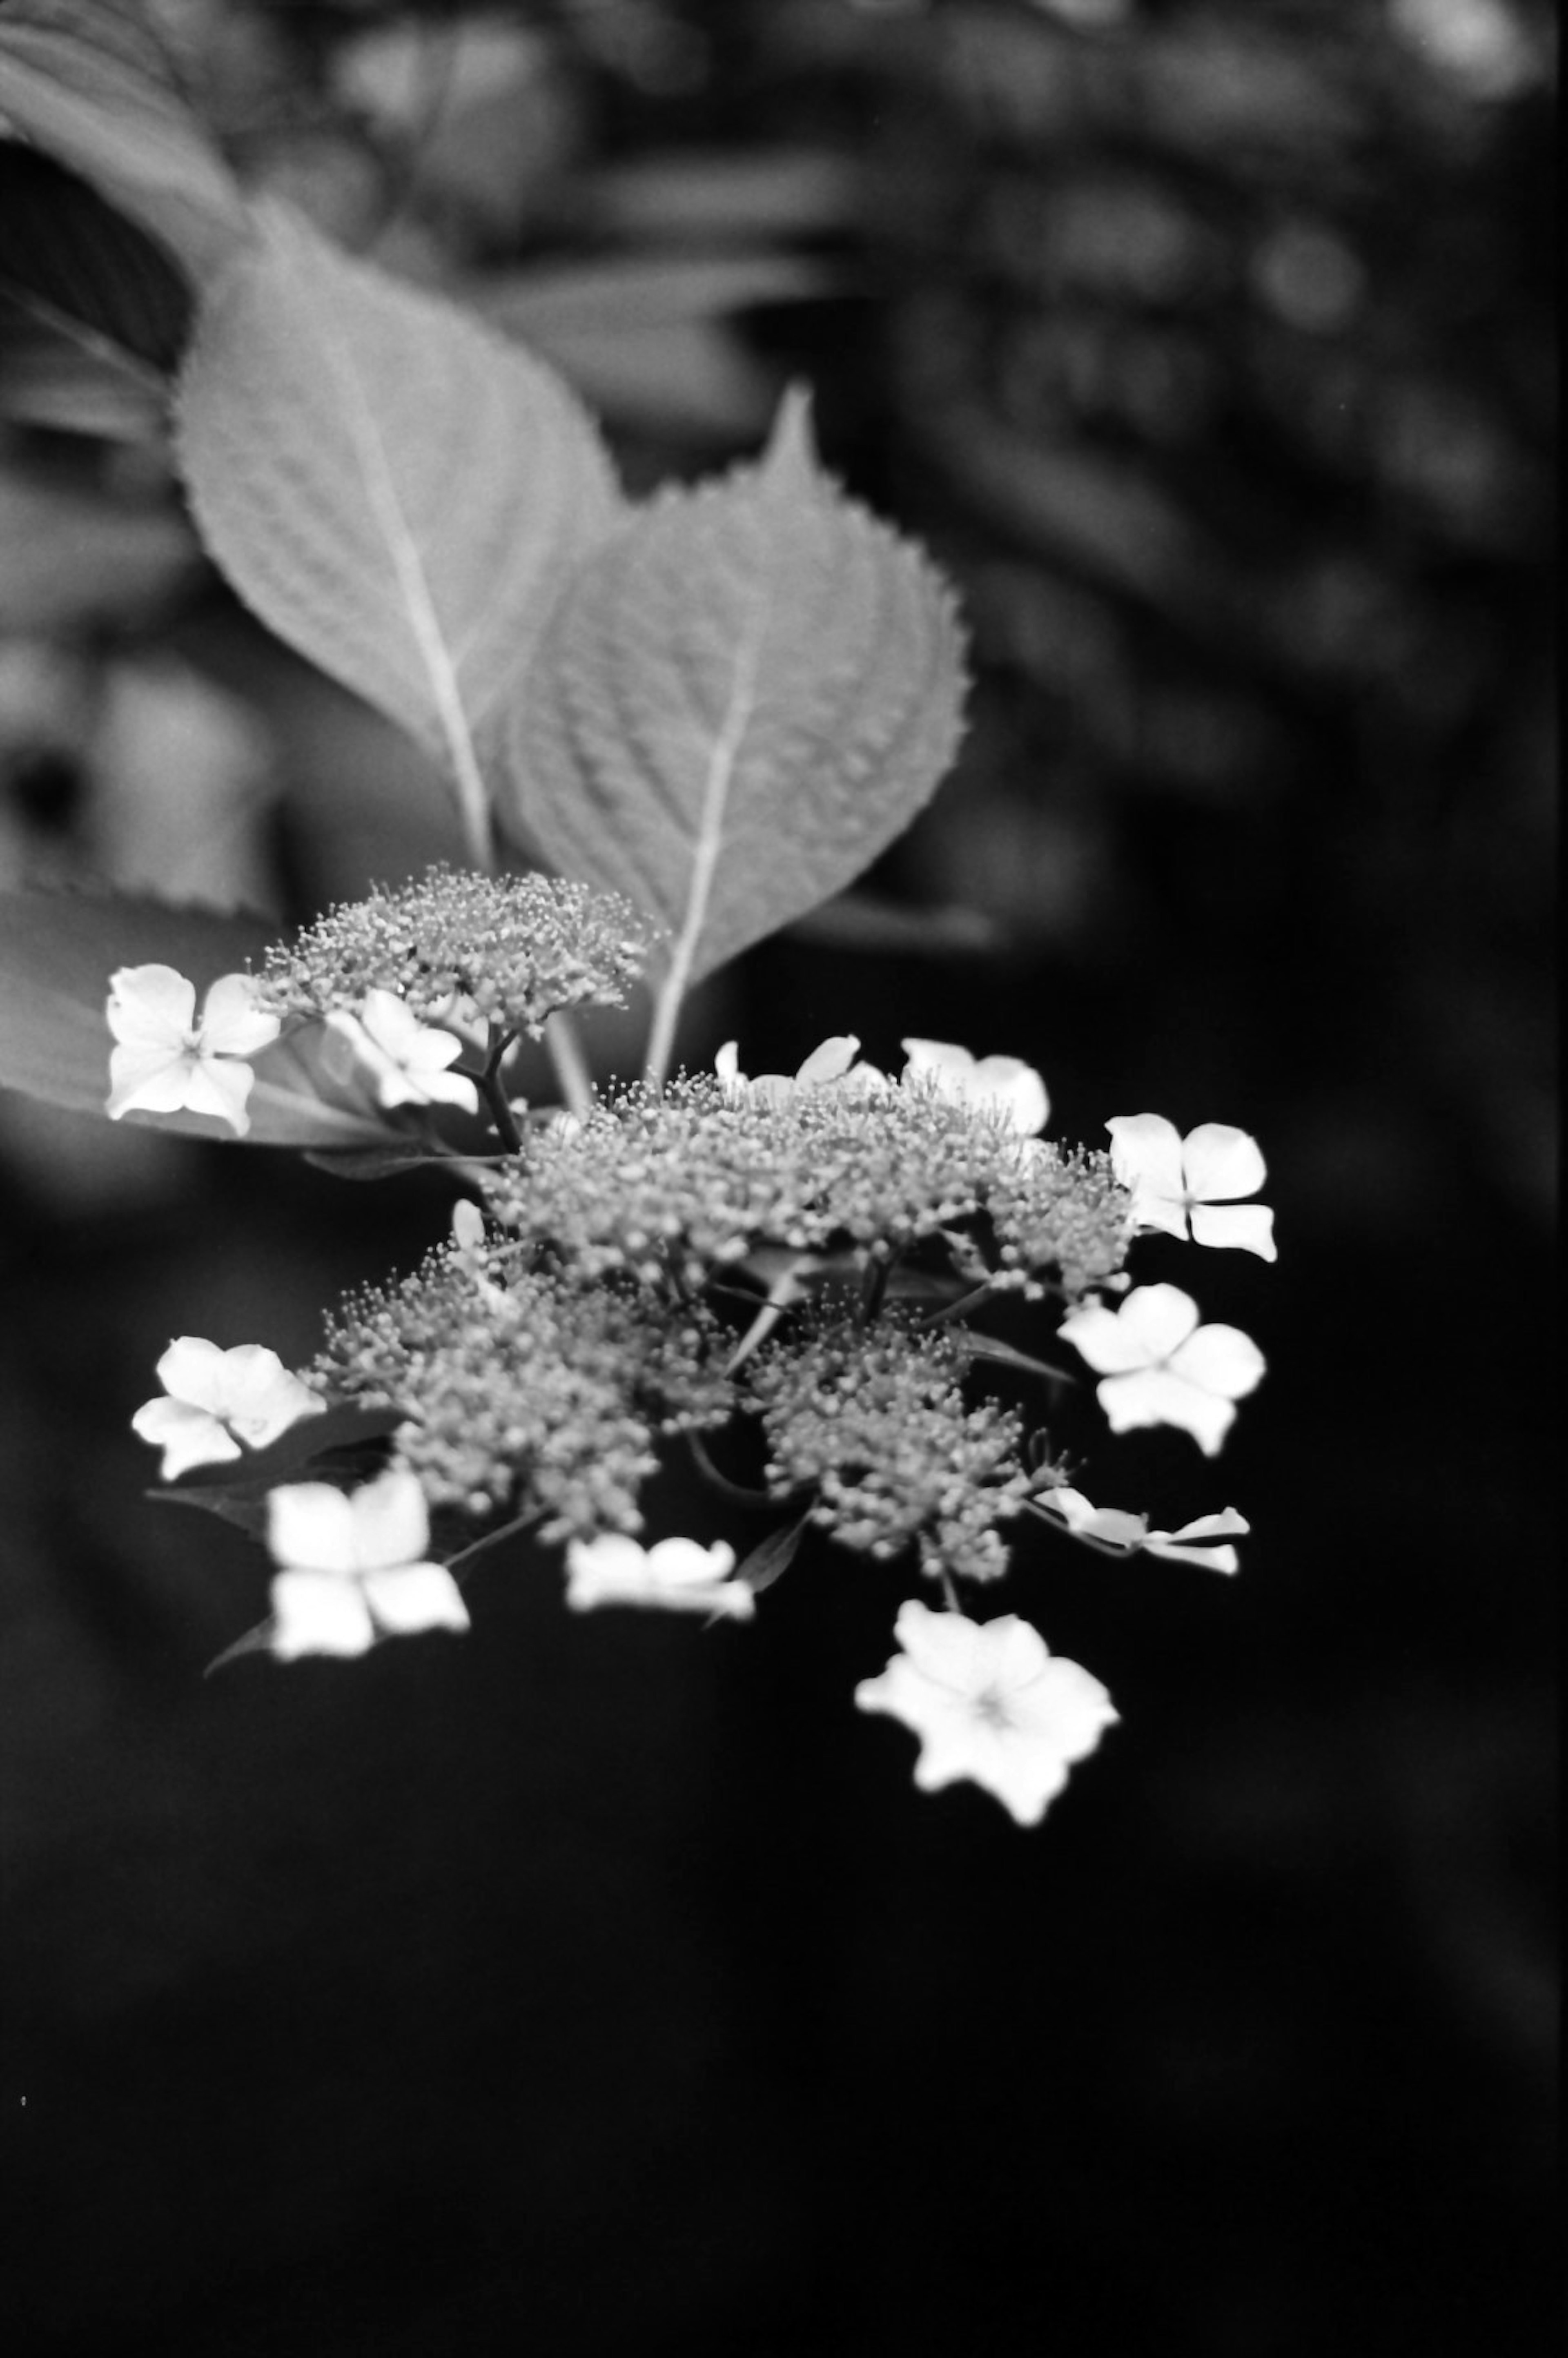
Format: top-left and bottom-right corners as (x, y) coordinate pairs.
(902, 1039), (1049, 1136)
(1059, 1283), (1264, 1456)
(131, 1336), (325, 1479)
(855, 1598), (1118, 1825)
(1107, 1114), (1276, 1260)
(325, 987), (479, 1113)
(107, 965), (280, 1136)
(265, 1469), (468, 1658)
(563, 1533), (753, 1619)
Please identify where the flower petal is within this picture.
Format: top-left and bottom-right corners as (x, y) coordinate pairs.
(1116, 1283), (1203, 1362)
(154, 1335), (231, 1411)
(1058, 1301), (1152, 1376)
(267, 1482), (361, 1574)
(1168, 1321), (1265, 1402)
(198, 973), (282, 1058)
(1188, 1203), (1277, 1260)
(106, 964), (196, 1045)
(269, 1569), (376, 1658)
(1106, 1113), (1186, 1199)
(176, 1052), (256, 1135)
(1180, 1123), (1266, 1203)
(130, 1396), (241, 1478)
(362, 1564), (470, 1636)
(644, 1538), (738, 1589)
(347, 1469), (431, 1573)
(106, 1045), (198, 1119)
(1096, 1366), (1239, 1454)
(795, 1035), (861, 1086)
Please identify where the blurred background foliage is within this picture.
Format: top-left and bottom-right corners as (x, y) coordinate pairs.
(1, 4), (1555, 2354)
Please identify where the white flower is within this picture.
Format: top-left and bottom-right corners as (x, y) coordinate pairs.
(1038, 1486), (1249, 1574)
(715, 1036), (886, 1106)
(131, 1336), (326, 1479)
(563, 1533), (754, 1620)
(855, 1598), (1117, 1826)
(900, 1039), (1049, 1136)
(265, 1470), (468, 1658)
(106, 965), (281, 1136)
(324, 987), (479, 1113)
(1107, 1113), (1276, 1259)
(1059, 1283), (1265, 1456)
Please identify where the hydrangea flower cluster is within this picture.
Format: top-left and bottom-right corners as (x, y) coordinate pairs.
(109, 871), (1276, 1830)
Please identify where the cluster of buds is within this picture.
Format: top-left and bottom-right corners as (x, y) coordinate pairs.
(109, 874), (1274, 1828)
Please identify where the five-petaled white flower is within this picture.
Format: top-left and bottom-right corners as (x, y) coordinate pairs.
(901, 1039), (1049, 1136)
(1107, 1114), (1276, 1260)
(131, 1336), (326, 1479)
(563, 1533), (754, 1620)
(1037, 1485), (1249, 1574)
(1059, 1282), (1265, 1456)
(855, 1598), (1117, 1825)
(106, 964), (281, 1137)
(715, 1036), (885, 1106)
(325, 988), (479, 1113)
(265, 1470), (468, 1658)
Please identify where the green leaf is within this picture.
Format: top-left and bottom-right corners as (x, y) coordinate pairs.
(504, 389), (968, 1043)
(174, 203), (625, 864)
(0, 0), (249, 279)
(733, 1509), (814, 1597)
(0, 885), (390, 1146)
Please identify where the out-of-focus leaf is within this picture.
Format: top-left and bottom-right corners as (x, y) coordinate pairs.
(482, 252), (834, 334)
(507, 389), (967, 991)
(0, 141), (190, 374)
(583, 149), (858, 243)
(171, 1400), (403, 1495)
(0, 464), (196, 630)
(0, 316), (167, 438)
(301, 1142), (463, 1181)
(0, 0), (249, 278)
(504, 316), (780, 441)
(174, 203), (625, 849)
(0, 885), (390, 1145)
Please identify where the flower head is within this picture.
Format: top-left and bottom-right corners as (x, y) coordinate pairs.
(563, 1533), (753, 1619)
(131, 1336), (326, 1479)
(1059, 1282), (1264, 1455)
(1107, 1114), (1276, 1259)
(265, 1469), (468, 1658)
(106, 965), (281, 1136)
(1037, 1486), (1249, 1574)
(902, 1039), (1049, 1136)
(324, 987), (479, 1113)
(855, 1598), (1117, 1825)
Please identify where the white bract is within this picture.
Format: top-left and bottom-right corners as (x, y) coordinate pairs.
(901, 1039), (1049, 1135)
(564, 1533), (754, 1620)
(131, 1336), (326, 1479)
(265, 1470), (468, 1658)
(106, 964), (281, 1137)
(325, 987), (479, 1113)
(1038, 1485), (1249, 1574)
(715, 1035), (886, 1105)
(855, 1598), (1118, 1825)
(1059, 1283), (1264, 1456)
(1107, 1114), (1276, 1259)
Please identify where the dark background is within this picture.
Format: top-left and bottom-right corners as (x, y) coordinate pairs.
(1, 4), (1554, 2353)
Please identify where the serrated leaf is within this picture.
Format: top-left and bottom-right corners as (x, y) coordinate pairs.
(0, 0), (248, 279)
(504, 388), (968, 1016)
(174, 203), (625, 858)
(0, 886), (390, 1146)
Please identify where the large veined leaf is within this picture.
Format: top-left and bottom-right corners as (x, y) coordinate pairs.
(174, 203), (626, 860)
(0, 887), (390, 1146)
(0, 0), (248, 279)
(503, 390), (968, 1006)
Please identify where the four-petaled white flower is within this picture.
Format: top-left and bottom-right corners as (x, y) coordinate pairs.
(106, 964), (280, 1137)
(131, 1335), (326, 1479)
(325, 987), (479, 1113)
(715, 1036), (886, 1106)
(1107, 1113), (1276, 1260)
(563, 1533), (754, 1620)
(1059, 1282), (1264, 1456)
(855, 1598), (1117, 1825)
(265, 1470), (468, 1659)
(900, 1038), (1049, 1136)
(1037, 1485), (1249, 1574)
